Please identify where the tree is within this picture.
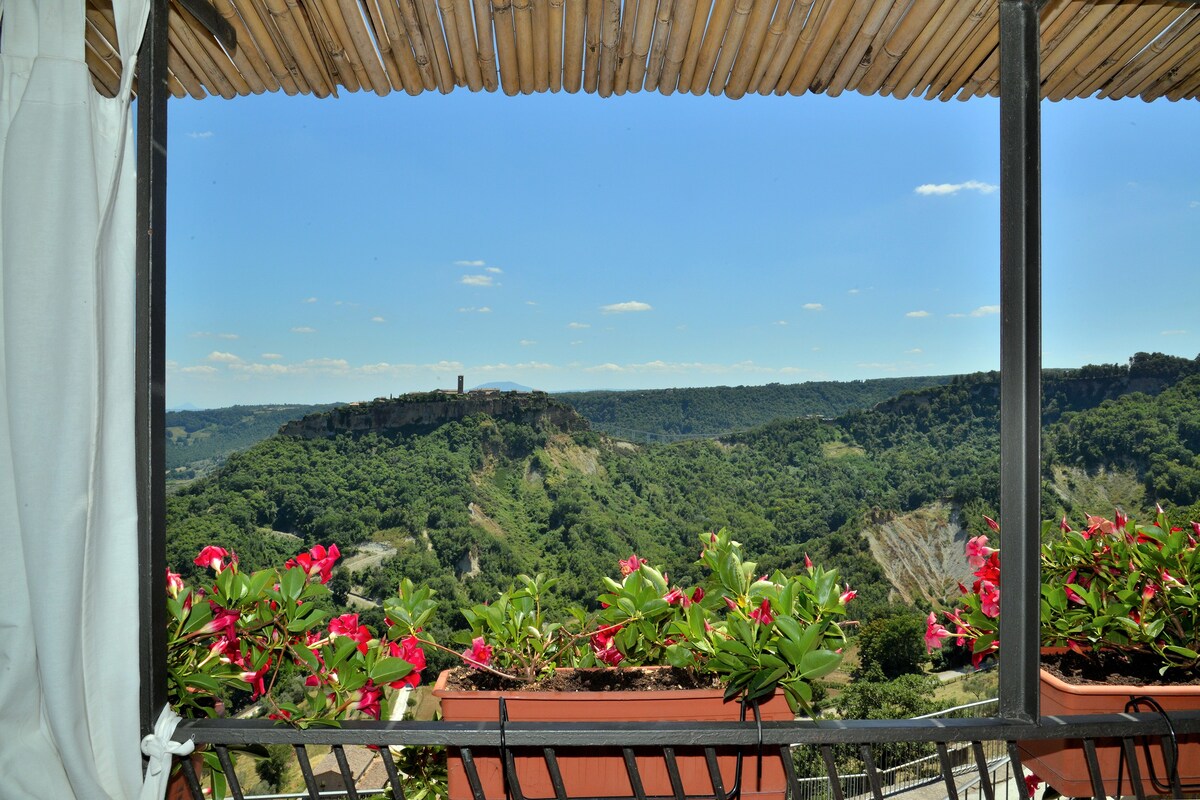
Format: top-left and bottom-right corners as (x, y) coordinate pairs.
(852, 614), (927, 681)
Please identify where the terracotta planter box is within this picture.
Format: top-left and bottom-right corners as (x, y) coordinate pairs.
(433, 670), (794, 800)
(1019, 667), (1200, 796)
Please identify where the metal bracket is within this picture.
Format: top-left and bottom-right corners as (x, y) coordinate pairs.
(175, 0), (237, 51)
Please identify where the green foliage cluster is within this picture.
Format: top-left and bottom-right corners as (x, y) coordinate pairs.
(166, 403), (338, 476)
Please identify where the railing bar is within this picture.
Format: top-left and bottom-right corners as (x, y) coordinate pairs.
(460, 748), (488, 800)
(1005, 742), (1029, 800)
(780, 745), (800, 800)
(820, 745), (845, 800)
(1082, 738), (1106, 800)
(1120, 736), (1147, 800)
(859, 745), (885, 800)
(544, 747), (569, 800)
(379, 747), (407, 800)
(214, 744), (246, 800)
(1161, 733), (1184, 798)
(504, 745), (527, 800)
(662, 746), (686, 800)
(936, 742), (960, 800)
(179, 753), (204, 800)
(332, 744), (361, 800)
(293, 745), (322, 800)
(971, 741), (995, 800)
(705, 748), (729, 800)
(623, 747), (649, 800)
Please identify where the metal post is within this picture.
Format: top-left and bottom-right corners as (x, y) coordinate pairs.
(137, 0), (170, 736)
(997, 0), (1044, 724)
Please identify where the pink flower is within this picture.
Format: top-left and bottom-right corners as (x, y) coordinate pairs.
(285, 543), (341, 584)
(839, 585), (857, 605)
(663, 587), (686, 606)
(749, 599), (774, 626)
(354, 683), (383, 720)
(983, 516), (1000, 533)
(166, 569), (185, 599)
(461, 636), (493, 669)
(965, 535), (995, 569)
(386, 636), (426, 689)
(978, 580), (1000, 618)
(924, 612), (950, 651)
(194, 545), (231, 573)
(591, 628), (623, 665)
(619, 554), (645, 576)
(329, 613), (372, 654)
(691, 587), (704, 604)
(724, 596), (739, 612)
(239, 658), (271, 699)
(804, 553), (813, 570)
(1143, 583), (1158, 601)
(1059, 516), (1072, 533)
(202, 604), (241, 639)
(1024, 774), (1043, 795)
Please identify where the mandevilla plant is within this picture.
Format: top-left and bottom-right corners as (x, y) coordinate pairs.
(925, 508), (1200, 674)
(168, 544), (434, 727)
(453, 528), (854, 713)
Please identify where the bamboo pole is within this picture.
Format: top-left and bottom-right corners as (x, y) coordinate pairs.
(473, 0), (500, 90)
(775, 0), (827, 94)
(85, 8), (129, 78)
(935, 2), (995, 100)
(891, 0), (977, 98)
(283, 0), (337, 95)
(239, 0), (306, 93)
(549, 0), (565, 90)
(963, 0), (1080, 100)
(825, 0), (892, 96)
(723, 0), (777, 98)
(786, 0), (853, 95)
(1044, 0), (1141, 101)
(452, 0), (485, 89)
(845, 0), (906, 93)
(212, 0), (281, 92)
(563, 0), (586, 91)
(584, 0), (602, 92)
(754, 0), (810, 94)
(395, 0), (438, 89)
(512, 0), (537, 93)
(369, 0), (424, 94)
(439, 0), (469, 86)
(1144, 36), (1200, 101)
(1039, 0), (1112, 92)
(615, 0), (642, 93)
(331, 0), (396, 93)
(645, 0), (676, 90)
(166, 72), (189, 97)
(168, 39), (210, 97)
(917, 0), (987, 100)
(597, 0), (621, 95)
(260, 0), (331, 95)
(708, 0), (752, 94)
(1078, 6), (1177, 100)
(416, 0), (457, 92)
(628, 0), (660, 92)
(689, 0), (733, 94)
(532, 0), (551, 91)
(658, 0), (697, 94)
(168, 4), (241, 97)
(676, 0), (712, 92)
(304, 0), (363, 92)
(1105, 9), (1200, 99)
(807, 0), (872, 95)
(84, 36), (122, 97)
(494, 0), (522, 94)
(1167, 57), (1200, 100)
(1101, 6), (1196, 98)
(180, 0), (259, 95)
(855, 0), (940, 95)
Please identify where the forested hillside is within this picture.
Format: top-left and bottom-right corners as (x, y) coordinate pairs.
(166, 403), (339, 479)
(556, 376), (952, 439)
(166, 352), (1200, 652)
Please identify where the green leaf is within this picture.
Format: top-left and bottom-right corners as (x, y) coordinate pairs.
(280, 566), (305, 604)
(369, 657), (415, 685)
(797, 649), (841, 680)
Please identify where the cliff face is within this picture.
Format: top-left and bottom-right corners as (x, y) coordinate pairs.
(279, 392), (588, 439)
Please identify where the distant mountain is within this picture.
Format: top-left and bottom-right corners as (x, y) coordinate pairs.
(169, 402), (202, 412)
(472, 381), (534, 392)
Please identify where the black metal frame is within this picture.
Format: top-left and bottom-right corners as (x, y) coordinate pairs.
(135, 1), (1171, 796)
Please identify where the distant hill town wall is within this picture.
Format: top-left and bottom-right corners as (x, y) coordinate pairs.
(279, 391), (588, 439)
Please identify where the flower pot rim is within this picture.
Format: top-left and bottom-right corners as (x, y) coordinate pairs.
(1038, 666), (1200, 697)
(433, 667), (752, 702)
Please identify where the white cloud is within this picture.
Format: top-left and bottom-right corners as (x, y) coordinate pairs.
(486, 267), (503, 274)
(1189, 200), (1199, 208)
(947, 313), (966, 318)
(906, 348), (923, 354)
(206, 351), (243, 364)
(475, 361), (555, 372)
(582, 359), (792, 376)
(856, 362), (898, 371)
(371, 316), (386, 323)
(303, 297), (318, 303)
(188, 131), (214, 139)
(455, 260), (486, 267)
(526, 300), (538, 306)
(848, 288), (861, 295)
(461, 274), (494, 287)
(458, 306), (492, 313)
(1162, 329), (1188, 336)
(519, 339), (537, 346)
(291, 326), (316, 333)
(181, 365), (218, 375)
(802, 303), (823, 311)
(568, 322), (590, 329)
(773, 320), (788, 326)
(906, 310), (931, 318)
(914, 180), (998, 196)
(190, 331), (239, 340)
(571, 340), (583, 345)
(218, 332), (239, 340)
(970, 305), (1000, 317)
(261, 353), (283, 360)
(601, 301), (653, 314)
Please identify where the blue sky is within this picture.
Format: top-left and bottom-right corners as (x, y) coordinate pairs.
(167, 90), (1198, 408)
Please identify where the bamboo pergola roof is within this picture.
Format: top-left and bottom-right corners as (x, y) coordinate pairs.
(86, 0), (1200, 101)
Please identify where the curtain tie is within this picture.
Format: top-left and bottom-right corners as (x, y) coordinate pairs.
(139, 706), (196, 800)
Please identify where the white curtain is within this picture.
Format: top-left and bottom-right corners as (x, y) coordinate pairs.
(0, 0), (149, 796)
